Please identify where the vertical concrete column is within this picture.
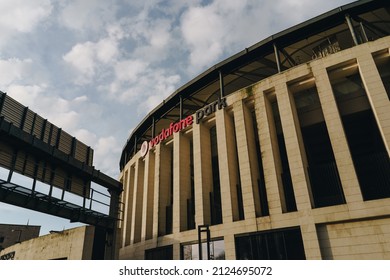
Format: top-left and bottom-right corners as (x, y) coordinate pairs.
(120, 170), (129, 247)
(141, 150), (155, 241)
(215, 109), (235, 223)
(125, 166), (135, 246)
(172, 242), (181, 260)
(152, 146), (161, 241)
(300, 223), (322, 260)
(119, 171), (126, 247)
(312, 63), (362, 204)
(130, 163), (137, 245)
(223, 234), (236, 260)
(277, 80), (322, 259)
(254, 89), (283, 215)
(132, 158), (145, 243)
(173, 132), (192, 233)
(233, 100), (258, 220)
(276, 81), (311, 210)
(173, 134), (181, 234)
(193, 121), (212, 226)
(357, 51), (390, 155)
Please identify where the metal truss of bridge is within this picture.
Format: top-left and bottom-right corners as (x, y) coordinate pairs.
(0, 91), (122, 259)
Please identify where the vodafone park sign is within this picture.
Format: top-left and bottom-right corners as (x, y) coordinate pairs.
(140, 97), (227, 157)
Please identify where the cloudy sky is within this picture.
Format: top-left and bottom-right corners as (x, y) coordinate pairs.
(0, 0), (355, 235)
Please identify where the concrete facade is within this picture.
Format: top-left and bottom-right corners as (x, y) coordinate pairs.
(0, 224), (40, 252)
(0, 226), (95, 260)
(118, 2), (390, 260)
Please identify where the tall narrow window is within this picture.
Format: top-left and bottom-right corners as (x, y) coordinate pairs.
(230, 115), (244, 221)
(167, 147), (173, 234)
(188, 139), (195, 230)
(269, 97), (297, 212)
(178, 130), (194, 232)
(210, 126), (223, 225)
(158, 144), (173, 236)
(251, 110), (269, 216)
(328, 62), (390, 200)
(291, 83), (345, 207)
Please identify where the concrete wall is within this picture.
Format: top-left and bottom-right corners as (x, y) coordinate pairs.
(118, 36), (390, 260)
(0, 226), (95, 260)
(317, 218), (390, 259)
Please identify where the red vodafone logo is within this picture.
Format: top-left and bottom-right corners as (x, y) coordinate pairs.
(140, 140), (149, 157)
(149, 115), (193, 149)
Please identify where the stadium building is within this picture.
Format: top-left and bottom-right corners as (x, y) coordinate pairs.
(118, 0), (390, 260)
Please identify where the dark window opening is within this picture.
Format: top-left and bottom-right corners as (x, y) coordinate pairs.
(158, 145), (173, 237)
(251, 110), (269, 216)
(210, 126), (223, 225)
(187, 140), (196, 230)
(293, 87), (345, 208)
(166, 147), (174, 235)
(145, 245), (173, 260)
(341, 110), (390, 200)
(271, 101), (297, 212)
(235, 227), (306, 260)
(330, 69), (390, 200)
(232, 116), (245, 221)
(302, 123), (345, 207)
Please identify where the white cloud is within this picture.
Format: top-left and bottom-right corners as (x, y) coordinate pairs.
(112, 12), (175, 65)
(6, 84), (84, 133)
(5, 84), (46, 107)
(59, 0), (117, 32)
(180, 0), (354, 73)
(94, 136), (122, 176)
(180, 1), (254, 71)
(181, 4), (225, 70)
(63, 36), (119, 84)
(74, 128), (97, 145)
(0, 0), (52, 33)
(63, 42), (96, 84)
(108, 60), (180, 113)
(73, 95), (88, 103)
(0, 58), (33, 86)
(114, 59), (149, 83)
(139, 73), (181, 112)
(96, 38), (119, 63)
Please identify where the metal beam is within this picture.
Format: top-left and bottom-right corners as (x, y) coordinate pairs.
(360, 22), (369, 42)
(180, 95), (183, 120)
(198, 225), (211, 260)
(355, 16), (390, 38)
(0, 117), (122, 192)
(273, 43), (282, 73)
(346, 14), (359, 46)
(152, 117), (155, 138)
(219, 70), (225, 98)
(280, 48), (297, 67)
(187, 96), (209, 107)
(0, 179), (116, 229)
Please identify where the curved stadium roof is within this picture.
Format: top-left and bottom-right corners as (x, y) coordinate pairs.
(120, 0), (390, 170)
